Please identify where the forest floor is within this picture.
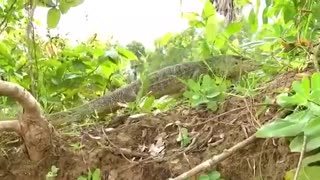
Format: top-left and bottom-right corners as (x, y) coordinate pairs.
(0, 69), (309, 180)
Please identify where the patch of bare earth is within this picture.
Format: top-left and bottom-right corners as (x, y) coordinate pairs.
(0, 69), (312, 180)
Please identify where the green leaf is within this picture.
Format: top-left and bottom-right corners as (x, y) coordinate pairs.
(248, 9), (258, 32)
(180, 128), (191, 147)
(47, 7), (61, 29)
(262, 7), (269, 24)
(207, 171), (221, 180)
(302, 152), (320, 166)
(182, 12), (199, 21)
(139, 96), (155, 113)
(68, 0), (85, 7)
(187, 79), (201, 92)
(59, 0), (71, 14)
(290, 134), (320, 152)
(202, 1), (215, 19)
(117, 48), (138, 60)
(310, 90), (320, 104)
(303, 116), (320, 136)
(207, 101), (218, 111)
(256, 120), (304, 138)
(206, 92), (220, 98)
(276, 93), (307, 107)
(308, 102), (320, 116)
(92, 168), (101, 180)
(205, 16), (218, 42)
(285, 166), (320, 180)
(225, 22), (242, 36)
(292, 77), (310, 98)
(311, 72), (320, 90)
(192, 97), (209, 107)
(158, 32), (172, 47)
(283, 3), (296, 23)
(0, 41), (11, 59)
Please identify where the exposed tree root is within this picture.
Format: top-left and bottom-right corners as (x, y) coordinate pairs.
(0, 120), (20, 133)
(0, 80), (55, 161)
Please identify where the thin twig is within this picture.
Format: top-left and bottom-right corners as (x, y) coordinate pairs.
(293, 135), (307, 180)
(195, 103), (273, 126)
(168, 134), (256, 180)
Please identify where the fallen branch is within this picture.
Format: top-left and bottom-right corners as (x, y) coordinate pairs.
(168, 134), (256, 180)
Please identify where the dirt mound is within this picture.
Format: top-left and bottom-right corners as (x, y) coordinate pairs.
(0, 69), (308, 180)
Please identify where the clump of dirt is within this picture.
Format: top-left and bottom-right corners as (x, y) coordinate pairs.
(0, 69), (309, 180)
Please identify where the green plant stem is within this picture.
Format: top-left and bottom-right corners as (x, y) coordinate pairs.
(293, 135), (307, 180)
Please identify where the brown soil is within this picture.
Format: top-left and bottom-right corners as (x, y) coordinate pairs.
(0, 69), (311, 180)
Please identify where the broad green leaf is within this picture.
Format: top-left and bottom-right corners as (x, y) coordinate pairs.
(92, 168), (101, 180)
(290, 134), (320, 152)
(303, 116), (320, 136)
(308, 102), (320, 116)
(225, 22), (242, 36)
(198, 175), (210, 180)
(248, 9), (258, 32)
(47, 8), (61, 29)
(262, 7), (268, 24)
(192, 94), (201, 100)
(207, 171), (221, 180)
(214, 36), (226, 49)
(292, 77), (310, 98)
(285, 166), (320, 180)
(182, 12), (199, 21)
(205, 16), (218, 42)
(311, 73), (320, 90)
(0, 42), (10, 59)
(256, 120), (304, 138)
(276, 93), (307, 107)
(59, 0), (71, 14)
(282, 110), (313, 123)
(302, 152), (320, 166)
(206, 92), (220, 98)
(202, 1), (215, 19)
(201, 75), (216, 93)
(283, 3), (296, 23)
(183, 91), (195, 99)
(310, 89), (320, 104)
(159, 32), (172, 47)
(139, 96), (155, 113)
(68, 0), (85, 7)
(117, 48), (138, 60)
(207, 101), (218, 111)
(187, 79), (201, 92)
(192, 97), (209, 107)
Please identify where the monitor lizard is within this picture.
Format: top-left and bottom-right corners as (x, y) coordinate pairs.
(48, 55), (260, 125)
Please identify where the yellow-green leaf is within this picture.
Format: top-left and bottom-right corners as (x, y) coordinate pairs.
(47, 8), (61, 29)
(59, 0), (71, 14)
(68, 0), (85, 7)
(205, 16), (218, 42)
(0, 42), (11, 59)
